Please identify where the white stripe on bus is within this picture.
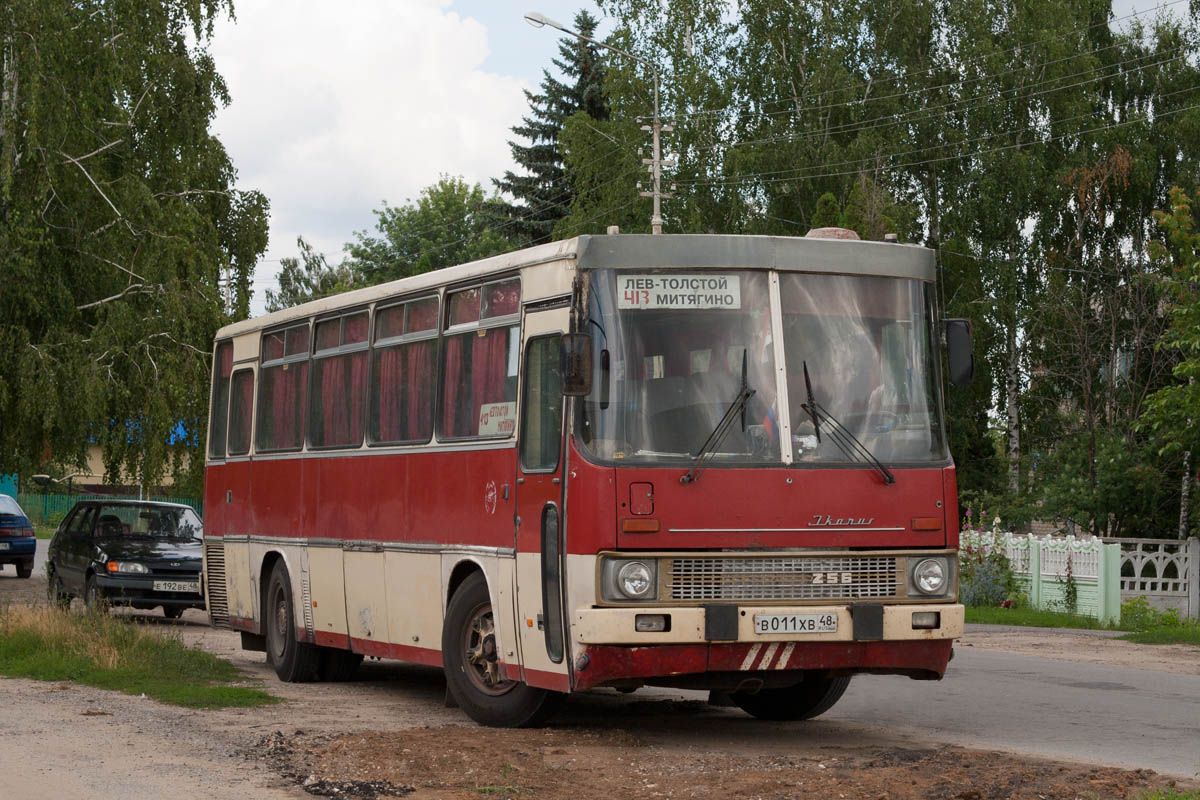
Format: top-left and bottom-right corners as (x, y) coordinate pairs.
(775, 643), (795, 669)
(740, 644), (762, 671)
(760, 643), (779, 670)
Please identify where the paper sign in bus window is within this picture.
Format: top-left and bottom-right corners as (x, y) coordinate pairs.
(617, 274), (741, 310)
(478, 402), (516, 436)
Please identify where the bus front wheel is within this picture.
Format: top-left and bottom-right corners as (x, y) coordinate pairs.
(731, 673), (851, 721)
(265, 562), (321, 682)
(442, 572), (555, 727)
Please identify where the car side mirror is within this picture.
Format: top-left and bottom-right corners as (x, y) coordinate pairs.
(945, 318), (974, 386)
(561, 333), (592, 396)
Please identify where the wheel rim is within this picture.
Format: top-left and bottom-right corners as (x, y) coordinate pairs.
(267, 582), (288, 661)
(461, 601), (515, 696)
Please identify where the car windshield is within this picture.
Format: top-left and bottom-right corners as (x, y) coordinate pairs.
(94, 505), (203, 540)
(575, 268), (948, 467)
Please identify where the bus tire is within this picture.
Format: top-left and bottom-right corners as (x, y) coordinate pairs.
(320, 647), (363, 681)
(265, 562), (321, 682)
(442, 572), (554, 728)
(731, 673), (851, 721)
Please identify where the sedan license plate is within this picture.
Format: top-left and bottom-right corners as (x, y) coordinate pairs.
(0, 542), (9, 550)
(753, 613), (838, 635)
(153, 580), (199, 594)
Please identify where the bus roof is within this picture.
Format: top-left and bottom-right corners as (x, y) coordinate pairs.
(218, 233), (934, 339)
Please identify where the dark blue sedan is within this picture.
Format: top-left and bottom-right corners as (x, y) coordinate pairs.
(0, 494), (37, 578)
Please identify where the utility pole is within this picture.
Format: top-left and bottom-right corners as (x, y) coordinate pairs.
(525, 11), (671, 234)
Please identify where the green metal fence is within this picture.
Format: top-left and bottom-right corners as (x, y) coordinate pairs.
(16, 493), (203, 526)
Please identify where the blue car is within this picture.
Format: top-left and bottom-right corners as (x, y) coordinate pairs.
(0, 495), (36, 579)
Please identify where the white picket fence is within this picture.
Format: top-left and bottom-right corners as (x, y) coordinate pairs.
(961, 527), (1121, 624)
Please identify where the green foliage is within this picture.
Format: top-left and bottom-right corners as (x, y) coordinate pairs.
(493, 10), (609, 245)
(265, 237), (357, 313)
(0, 606), (276, 708)
(958, 524), (1022, 607)
(1141, 187), (1200, 469)
(0, 0), (269, 488)
(810, 193), (841, 228)
(346, 176), (513, 286)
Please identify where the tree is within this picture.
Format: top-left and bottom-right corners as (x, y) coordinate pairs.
(265, 238), (356, 313)
(0, 0), (269, 490)
(346, 176), (513, 286)
(1142, 186), (1200, 537)
(492, 9), (608, 245)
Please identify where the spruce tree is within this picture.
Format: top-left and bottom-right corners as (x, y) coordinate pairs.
(493, 9), (608, 245)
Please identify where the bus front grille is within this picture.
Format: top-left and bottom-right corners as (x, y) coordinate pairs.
(204, 539), (231, 628)
(665, 555), (902, 602)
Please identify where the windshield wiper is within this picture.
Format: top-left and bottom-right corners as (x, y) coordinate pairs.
(681, 351), (755, 485)
(800, 366), (895, 486)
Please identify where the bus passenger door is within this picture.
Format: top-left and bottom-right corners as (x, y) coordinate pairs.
(513, 306), (569, 690)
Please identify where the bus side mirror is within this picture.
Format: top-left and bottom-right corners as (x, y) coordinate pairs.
(561, 333), (592, 396)
(945, 318), (974, 386)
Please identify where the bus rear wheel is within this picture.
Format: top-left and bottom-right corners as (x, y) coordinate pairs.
(442, 572), (554, 727)
(731, 673), (851, 721)
(265, 562), (320, 682)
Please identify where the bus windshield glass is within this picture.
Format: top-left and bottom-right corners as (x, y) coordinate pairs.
(576, 269), (947, 467)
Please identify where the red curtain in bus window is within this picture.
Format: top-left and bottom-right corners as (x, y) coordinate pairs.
(317, 353), (365, 447)
(442, 334), (467, 436)
(404, 340), (433, 440)
(374, 347), (404, 442)
(271, 364), (307, 450)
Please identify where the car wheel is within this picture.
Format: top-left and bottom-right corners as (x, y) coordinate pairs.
(264, 561), (320, 682)
(84, 575), (108, 615)
(319, 647), (364, 681)
(47, 568), (72, 610)
(16, 560), (32, 579)
(730, 673), (851, 721)
(162, 607), (185, 620)
(442, 571), (555, 727)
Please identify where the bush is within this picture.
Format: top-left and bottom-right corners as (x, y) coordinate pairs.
(959, 526), (1021, 607)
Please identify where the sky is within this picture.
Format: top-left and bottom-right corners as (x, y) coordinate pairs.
(210, 0), (1161, 317)
(209, 1), (602, 316)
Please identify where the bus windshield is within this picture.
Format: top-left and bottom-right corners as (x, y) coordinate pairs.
(576, 269), (947, 467)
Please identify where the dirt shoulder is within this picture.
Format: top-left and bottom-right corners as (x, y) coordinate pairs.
(960, 625), (1200, 676)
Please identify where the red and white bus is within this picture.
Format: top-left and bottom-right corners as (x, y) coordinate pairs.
(203, 230), (973, 727)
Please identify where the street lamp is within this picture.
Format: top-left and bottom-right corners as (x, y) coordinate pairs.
(524, 11), (669, 234)
(32, 472), (86, 494)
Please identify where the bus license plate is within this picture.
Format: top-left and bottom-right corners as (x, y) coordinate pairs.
(153, 580), (199, 594)
(753, 613), (838, 635)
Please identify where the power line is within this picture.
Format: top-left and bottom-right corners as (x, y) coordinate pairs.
(677, 99), (1200, 190)
(663, 0), (1190, 125)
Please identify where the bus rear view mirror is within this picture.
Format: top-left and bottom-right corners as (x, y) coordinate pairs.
(945, 318), (974, 386)
(561, 333), (592, 396)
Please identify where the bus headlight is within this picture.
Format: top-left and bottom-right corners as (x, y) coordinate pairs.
(601, 559), (659, 601)
(911, 558), (947, 595)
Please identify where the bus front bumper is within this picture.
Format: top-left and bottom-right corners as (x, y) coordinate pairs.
(570, 603), (962, 690)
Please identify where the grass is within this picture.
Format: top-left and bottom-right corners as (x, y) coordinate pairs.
(1133, 790), (1200, 800)
(964, 605), (1119, 630)
(0, 604), (278, 708)
(1118, 626), (1200, 646)
(33, 524), (55, 540)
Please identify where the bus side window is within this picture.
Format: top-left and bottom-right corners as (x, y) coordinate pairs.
(209, 341), (233, 458)
(227, 369), (255, 456)
(520, 336), (563, 472)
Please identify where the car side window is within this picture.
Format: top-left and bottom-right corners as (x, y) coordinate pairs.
(66, 507), (95, 538)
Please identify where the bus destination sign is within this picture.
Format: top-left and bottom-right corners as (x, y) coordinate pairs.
(617, 274), (741, 310)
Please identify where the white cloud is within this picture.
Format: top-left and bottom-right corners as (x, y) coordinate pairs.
(208, 0), (531, 312)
